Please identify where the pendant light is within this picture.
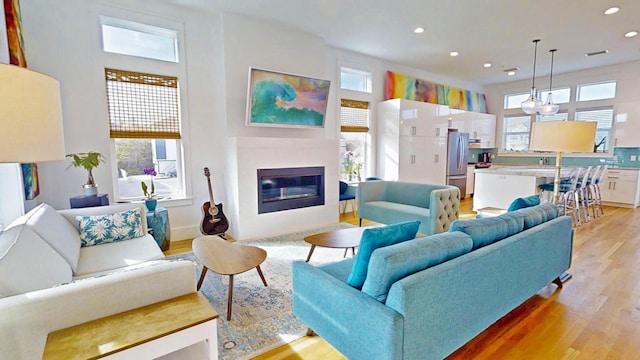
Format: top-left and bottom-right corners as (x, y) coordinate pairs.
(521, 39), (542, 114)
(539, 49), (560, 116)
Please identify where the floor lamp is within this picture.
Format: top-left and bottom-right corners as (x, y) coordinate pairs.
(529, 120), (597, 205)
(0, 63), (66, 222)
(0, 63), (65, 162)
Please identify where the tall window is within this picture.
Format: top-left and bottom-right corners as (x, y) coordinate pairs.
(503, 115), (531, 151)
(576, 107), (614, 152)
(340, 99), (369, 181)
(105, 68), (183, 200)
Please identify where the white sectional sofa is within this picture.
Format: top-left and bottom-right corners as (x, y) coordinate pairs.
(0, 202), (197, 360)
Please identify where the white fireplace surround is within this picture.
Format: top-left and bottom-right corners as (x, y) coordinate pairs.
(226, 137), (339, 241)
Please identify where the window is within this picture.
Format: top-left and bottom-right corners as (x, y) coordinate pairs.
(505, 87), (571, 110)
(536, 111), (569, 122)
(504, 92), (529, 109)
(105, 68), (183, 200)
(100, 16), (178, 62)
(577, 81), (616, 101)
(503, 115), (531, 151)
(340, 67), (372, 93)
(340, 99), (369, 181)
(575, 107), (614, 152)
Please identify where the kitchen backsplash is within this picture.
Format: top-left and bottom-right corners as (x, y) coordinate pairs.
(487, 147), (640, 168)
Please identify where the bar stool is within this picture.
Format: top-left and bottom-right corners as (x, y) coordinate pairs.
(586, 164), (607, 218)
(575, 166), (593, 224)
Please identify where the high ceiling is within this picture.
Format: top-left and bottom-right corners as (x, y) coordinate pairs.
(168, 0), (640, 85)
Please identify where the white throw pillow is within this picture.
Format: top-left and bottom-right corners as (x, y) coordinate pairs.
(4, 203), (81, 272)
(0, 226), (72, 297)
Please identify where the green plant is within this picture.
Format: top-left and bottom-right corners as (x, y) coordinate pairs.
(66, 152), (106, 186)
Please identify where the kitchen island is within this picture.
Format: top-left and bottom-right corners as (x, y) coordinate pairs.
(473, 166), (564, 211)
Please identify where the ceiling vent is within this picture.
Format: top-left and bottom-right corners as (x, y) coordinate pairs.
(585, 50), (609, 57)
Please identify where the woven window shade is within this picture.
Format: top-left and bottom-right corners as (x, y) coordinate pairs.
(340, 99), (369, 132)
(105, 68), (181, 139)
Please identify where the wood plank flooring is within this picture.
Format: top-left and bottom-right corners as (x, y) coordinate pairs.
(166, 198), (640, 360)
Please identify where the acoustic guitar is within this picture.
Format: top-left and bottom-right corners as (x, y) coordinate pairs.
(201, 167), (229, 238)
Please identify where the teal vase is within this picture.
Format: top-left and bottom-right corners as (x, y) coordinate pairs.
(145, 199), (157, 212)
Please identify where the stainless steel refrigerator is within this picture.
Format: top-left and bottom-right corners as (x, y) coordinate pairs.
(446, 131), (470, 196)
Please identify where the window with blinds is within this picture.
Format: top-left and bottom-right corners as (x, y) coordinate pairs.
(105, 68), (181, 139)
(340, 99), (369, 132)
(576, 107), (614, 152)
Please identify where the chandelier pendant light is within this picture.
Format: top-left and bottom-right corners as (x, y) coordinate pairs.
(521, 39), (543, 115)
(539, 49), (560, 116)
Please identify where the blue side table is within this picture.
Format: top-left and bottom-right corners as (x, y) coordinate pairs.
(146, 207), (171, 251)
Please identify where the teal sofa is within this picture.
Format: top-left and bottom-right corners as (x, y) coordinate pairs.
(357, 181), (460, 235)
(293, 203), (573, 360)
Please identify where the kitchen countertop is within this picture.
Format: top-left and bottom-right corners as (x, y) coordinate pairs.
(474, 166), (565, 177)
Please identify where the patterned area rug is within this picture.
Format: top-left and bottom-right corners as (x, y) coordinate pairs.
(167, 223), (354, 360)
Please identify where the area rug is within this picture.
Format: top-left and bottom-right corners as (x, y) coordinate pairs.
(167, 223), (355, 360)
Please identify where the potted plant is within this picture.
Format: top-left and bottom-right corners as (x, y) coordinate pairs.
(141, 166), (157, 211)
(66, 152), (106, 196)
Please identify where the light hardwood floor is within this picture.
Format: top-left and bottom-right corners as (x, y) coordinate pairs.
(166, 198), (640, 359)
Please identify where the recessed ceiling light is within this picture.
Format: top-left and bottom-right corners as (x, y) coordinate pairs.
(503, 67), (518, 76)
(414, 27), (424, 34)
(625, 31), (638, 38)
(483, 63), (492, 68)
(450, 51), (459, 57)
(604, 7), (620, 15)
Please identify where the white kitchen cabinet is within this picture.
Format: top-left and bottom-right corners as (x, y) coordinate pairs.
(599, 168), (640, 208)
(448, 110), (496, 148)
(466, 165), (475, 197)
(613, 102), (640, 147)
(377, 99), (448, 185)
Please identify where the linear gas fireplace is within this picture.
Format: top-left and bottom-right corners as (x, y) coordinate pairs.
(257, 166), (325, 214)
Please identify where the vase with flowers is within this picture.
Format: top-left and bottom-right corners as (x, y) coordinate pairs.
(141, 166), (157, 211)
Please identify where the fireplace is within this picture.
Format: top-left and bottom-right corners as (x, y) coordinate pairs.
(257, 166), (325, 214)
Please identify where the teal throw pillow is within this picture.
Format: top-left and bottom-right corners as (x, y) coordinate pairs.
(77, 208), (145, 247)
(346, 221), (420, 289)
(507, 195), (540, 212)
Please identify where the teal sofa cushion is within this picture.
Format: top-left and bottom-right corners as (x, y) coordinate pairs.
(506, 195), (541, 212)
(362, 231), (473, 302)
(346, 221), (420, 289)
(511, 203), (560, 229)
(449, 212), (524, 250)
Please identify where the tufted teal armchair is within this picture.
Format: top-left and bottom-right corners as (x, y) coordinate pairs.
(357, 181), (460, 235)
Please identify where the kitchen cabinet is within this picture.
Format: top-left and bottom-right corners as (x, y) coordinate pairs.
(613, 102), (640, 147)
(599, 168), (640, 208)
(466, 165), (475, 197)
(377, 99), (449, 185)
(448, 110), (496, 148)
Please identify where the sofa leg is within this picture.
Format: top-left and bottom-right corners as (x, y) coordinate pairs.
(306, 328), (316, 336)
(553, 272), (572, 288)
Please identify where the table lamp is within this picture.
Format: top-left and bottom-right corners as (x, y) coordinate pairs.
(529, 120), (597, 205)
(0, 63), (65, 162)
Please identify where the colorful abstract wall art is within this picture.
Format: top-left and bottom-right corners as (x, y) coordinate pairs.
(247, 68), (330, 128)
(21, 163), (39, 200)
(384, 71), (488, 113)
(4, 0), (27, 67)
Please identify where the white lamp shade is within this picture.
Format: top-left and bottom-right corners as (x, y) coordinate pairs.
(530, 121), (597, 153)
(0, 64), (66, 163)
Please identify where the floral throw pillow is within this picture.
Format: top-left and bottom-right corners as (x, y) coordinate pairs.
(76, 208), (145, 247)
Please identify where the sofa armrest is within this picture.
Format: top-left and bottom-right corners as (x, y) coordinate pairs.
(0, 260), (197, 360)
(293, 261), (404, 360)
(428, 187), (461, 234)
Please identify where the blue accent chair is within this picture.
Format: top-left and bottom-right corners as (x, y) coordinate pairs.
(339, 181), (356, 214)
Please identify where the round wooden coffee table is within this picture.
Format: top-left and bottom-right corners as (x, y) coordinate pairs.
(303, 227), (367, 262)
(192, 235), (268, 321)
